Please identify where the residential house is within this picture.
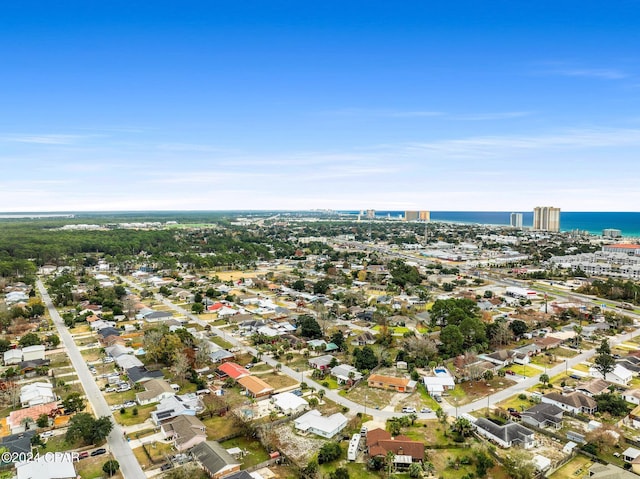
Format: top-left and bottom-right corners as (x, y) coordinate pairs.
(331, 364), (363, 385)
(294, 410), (348, 439)
(625, 404), (640, 429)
(217, 362), (250, 381)
(126, 366), (164, 384)
(616, 357), (640, 374)
(350, 331), (377, 346)
(534, 336), (563, 350)
(20, 382), (55, 408)
(478, 350), (513, 368)
(16, 455), (76, 479)
(7, 402), (58, 433)
(1, 431), (35, 455)
(308, 355), (335, 371)
(3, 349), (23, 365)
(115, 354), (144, 370)
(474, 418), (536, 449)
(21, 345), (46, 362)
(209, 349), (234, 364)
(589, 364), (632, 386)
(541, 391), (597, 414)
(18, 359), (50, 377)
(623, 389), (640, 405)
(105, 344), (134, 358)
(521, 403), (564, 429)
(191, 441), (241, 479)
(136, 379), (176, 406)
(623, 447), (640, 465)
(576, 378), (612, 397)
(161, 415), (207, 451)
(236, 376), (274, 399)
(366, 428), (424, 465)
(142, 310), (174, 323)
(368, 374), (417, 393)
(423, 367), (455, 396)
(588, 463), (638, 479)
(511, 344), (541, 365)
(271, 392), (308, 415)
(151, 393), (204, 425)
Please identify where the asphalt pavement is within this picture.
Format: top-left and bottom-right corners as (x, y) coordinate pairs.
(37, 280), (146, 479)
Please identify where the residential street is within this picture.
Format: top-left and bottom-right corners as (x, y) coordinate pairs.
(37, 280), (146, 479)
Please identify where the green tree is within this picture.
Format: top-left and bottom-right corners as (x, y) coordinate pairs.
(66, 413), (113, 446)
(353, 346), (378, 371)
(502, 450), (535, 479)
(408, 462), (423, 478)
(439, 324), (464, 356)
(330, 331), (346, 351)
(36, 414), (49, 428)
(594, 338), (615, 381)
(292, 279), (306, 291)
(46, 334), (60, 348)
(539, 373), (550, 387)
(509, 320), (528, 337)
(594, 392), (630, 416)
(62, 392), (86, 414)
(297, 315), (322, 339)
(103, 460), (120, 476)
(318, 442), (342, 464)
(19, 332), (41, 347)
(191, 303), (205, 314)
(329, 468), (350, 479)
(475, 450), (494, 478)
(0, 339), (11, 353)
(452, 417), (473, 437)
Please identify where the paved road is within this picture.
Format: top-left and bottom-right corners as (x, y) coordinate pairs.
(121, 275), (640, 422)
(37, 280), (146, 479)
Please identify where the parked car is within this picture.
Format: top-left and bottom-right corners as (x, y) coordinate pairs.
(91, 448), (107, 457)
(124, 401), (136, 408)
(505, 370), (515, 375)
(105, 387), (116, 393)
(78, 452), (89, 460)
(420, 408), (432, 413)
(41, 431), (54, 438)
(160, 463), (173, 471)
(103, 357), (114, 363)
(402, 407), (417, 413)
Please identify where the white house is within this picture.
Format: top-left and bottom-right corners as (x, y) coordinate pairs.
(474, 418), (536, 449)
(151, 393), (204, 425)
(4, 349), (22, 365)
(20, 382), (56, 408)
(22, 345), (46, 362)
(16, 454), (76, 479)
(136, 379), (176, 406)
(294, 410), (348, 439)
(331, 364), (363, 385)
(589, 364), (633, 386)
(423, 367), (456, 395)
(271, 392), (308, 415)
(623, 389), (640, 405)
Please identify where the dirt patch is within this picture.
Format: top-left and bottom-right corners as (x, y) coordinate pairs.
(270, 423), (328, 465)
(453, 378), (517, 406)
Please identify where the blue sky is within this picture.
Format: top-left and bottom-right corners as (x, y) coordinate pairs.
(2, 1), (640, 212)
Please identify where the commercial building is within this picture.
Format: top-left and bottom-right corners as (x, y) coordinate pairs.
(510, 213), (523, 229)
(533, 206), (561, 232)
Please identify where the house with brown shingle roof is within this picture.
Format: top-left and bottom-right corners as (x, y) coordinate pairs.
(368, 374), (417, 393)
(161, 415), (207, 451)
(136, 379), (176, 405)
(236, 376), (274, 399)
(366, 428), (424, 463)
(542, 391), (597, 414)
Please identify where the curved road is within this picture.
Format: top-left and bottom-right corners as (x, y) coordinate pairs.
(37, 280), (146, 479)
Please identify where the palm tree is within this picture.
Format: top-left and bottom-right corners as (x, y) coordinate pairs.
(318, 389), (325, 401)
(573, 325), (583, 347)
(452, 417), (473, 438)
(386, 450), (395, 478)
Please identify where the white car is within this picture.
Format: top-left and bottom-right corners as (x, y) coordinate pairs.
(401, 407), (417, 413)
(41, 431), (54, 438)
(103, 357), (114, 363)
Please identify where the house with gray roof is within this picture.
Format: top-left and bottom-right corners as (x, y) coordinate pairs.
(541, 391), (597, 414)
(474, 418), (536, 449)
(190, 441), (241, 478)
(522, 403), (564, 429)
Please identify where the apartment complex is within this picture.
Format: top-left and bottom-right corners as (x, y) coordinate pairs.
(404, 210), (430, 221)
(533, 206), (561, 232)
(510, 213), (523, 229)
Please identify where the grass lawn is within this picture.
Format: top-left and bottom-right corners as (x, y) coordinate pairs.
(428, 446), (482, 479)
(115, 404), (156, 426)
(250, 364), (273, 373)
(371, 325), (410, 335)
(41, 435), (81, 452)
(80, 348), (102, 362)
(530, 354), (562, 368)
(548, 455), (593, 479)
(551, 347), (580, 358)
(210, 336), (234, 350)
(317, 376), (340, 390)
(201, 414), (243, 440)
(49, 353), (72, 368)
(104, 389), (138, 405)
(496, 393), (536, 412)
(133, 442), (174, 469)
(76, 454), (124, 479)
(220, 436), (269, 468)
(339, 383), (396, 409)
(572, 363), (591, 373)
(258, 372), (298, 390)
(500, 364), (538, 377)
(69, 324), (91, 334)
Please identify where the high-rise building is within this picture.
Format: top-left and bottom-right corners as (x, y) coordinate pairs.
(533, 206), (561, 232)
(603, 228), (622, 238)
(404, 210), (430, 221)
(365, 209), (376, 219)
(510, 213), (523, 229)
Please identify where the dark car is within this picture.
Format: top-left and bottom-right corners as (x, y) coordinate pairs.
(160, 463), (174, 471)
(510, 411), (521, 418)
(507, 407), (517, 413)
(91, 448), (107, 456)
(505, 370), (515, 375)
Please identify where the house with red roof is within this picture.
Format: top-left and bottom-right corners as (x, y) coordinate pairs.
(366, 428), (424, 467)
(217, 362), (250, 380)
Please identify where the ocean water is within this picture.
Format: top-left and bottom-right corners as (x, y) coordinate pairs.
(342, 211), (640, 238)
